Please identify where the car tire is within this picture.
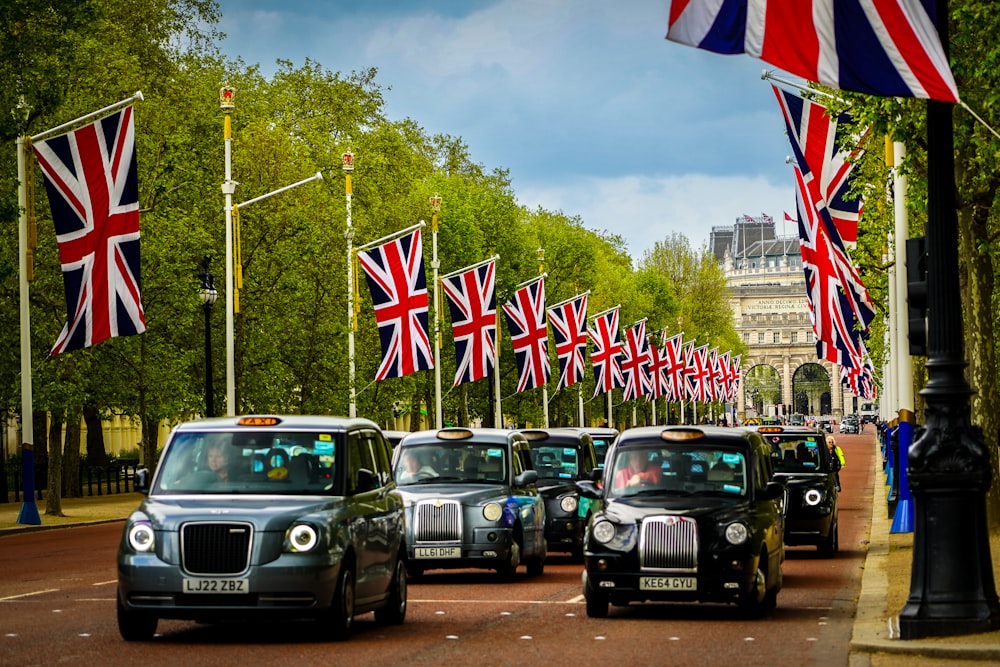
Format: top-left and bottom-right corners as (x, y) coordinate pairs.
(324, 564), (355, 641)
(375, 555), (407, 626)
(818, 521), (839, 557)
(583, 573), (609, 618)
(739, 552), (777, 618)
(405, 562), (424, 580)
(497, 539), (521, 581)
(526, 556), (544, 576)
(117, 596), (157, 641)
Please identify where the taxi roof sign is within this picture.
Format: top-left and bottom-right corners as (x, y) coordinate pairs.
(237, 416), (283, 427)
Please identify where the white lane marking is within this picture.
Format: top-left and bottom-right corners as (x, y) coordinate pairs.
(520, 635), (532, 640)
(79, 633), (91, 638)
(595, 636), (606, 640)
(566, 594), (584, 603)
(446, 635), (459, 640)
(412, 598), (583, 605)
(743, 637), (756, 642)
(0, 589), (59, 602)
(92, 580), (116, 587)
(5, 634), (18, 638)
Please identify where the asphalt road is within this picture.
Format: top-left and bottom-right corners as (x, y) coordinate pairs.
(0, 430), (874, 667)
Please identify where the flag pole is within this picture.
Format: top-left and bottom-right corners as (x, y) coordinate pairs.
(357, 220), (427, 252)
(538, 249), (549, 428)
(430, 194), (443, 430)
(31, 91), (144, 143)
(343, 149), (356, 418)
(220, 86), (237, 416)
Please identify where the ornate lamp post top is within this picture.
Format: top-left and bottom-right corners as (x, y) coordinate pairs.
(219, 86), (235, 111)
(342, 149), (354, 172)
(198, 257), (218, 307)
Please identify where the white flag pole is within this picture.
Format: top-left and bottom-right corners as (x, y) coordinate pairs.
(343, 150), (356, 418)
(431, 195), (443, 429)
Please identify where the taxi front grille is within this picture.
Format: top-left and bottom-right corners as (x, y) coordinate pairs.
(181, 522), (253, 575)
(414, 500), (462, 542)
(639, 515), (698, 572)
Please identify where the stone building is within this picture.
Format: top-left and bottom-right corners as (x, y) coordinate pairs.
(710, 217), (856, 421)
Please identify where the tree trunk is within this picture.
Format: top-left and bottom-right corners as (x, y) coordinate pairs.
(140, 412), (160, 476)
(62, 411), (82, 498)
(32, 410), (47, 497)
(459, 384), (469, 427)
(45, 411), (64, 516)
(82, 403), (108, 467)
(959, 201), (1000, 530)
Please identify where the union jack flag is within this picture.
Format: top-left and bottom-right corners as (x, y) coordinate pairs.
(547, 293), (589, 391)
(502, 277), (550, 393)
(730, 354), (742, 400)
(686, 344), (715, 403)
(620, 321), (652, 401)
(647, 337), (670, 400)
(441, 259), (497, 386)
(357, 228), (433, 380)
(32, 105), (146, 355)
(841, 354), (878, 401)
(772, 85), (865, 244)
(666, 0), (959, 103)
(713, 349), (732, 402)
(589, 308), (625, 397)
(662, 332), (687, 402)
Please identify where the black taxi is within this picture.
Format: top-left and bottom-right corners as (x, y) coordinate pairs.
(584, 426), (619, 468)
(577, 425), (785, 617)
(521, 428), (601, 558)
(748, 424), (839, 556)
(391, 428), (547, 579)
(117, 415), (406, 641)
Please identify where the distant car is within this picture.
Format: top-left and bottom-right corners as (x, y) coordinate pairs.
(583, 427), (619, 468)
(749, 425), (839, 556)
(839, 416), (859, 435)
(384, 430), (409, 447)
(521, 428), (601, 558)
(391, 427), (547, 579)
(577, 425), (785, 618)
(117, 415), (407, 642)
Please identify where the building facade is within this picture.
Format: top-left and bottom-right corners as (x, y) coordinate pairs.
(711, 217), (856, 422)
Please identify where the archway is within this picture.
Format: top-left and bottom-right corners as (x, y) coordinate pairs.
(744, 364), (781, 417)
(792, 363), (830, 416)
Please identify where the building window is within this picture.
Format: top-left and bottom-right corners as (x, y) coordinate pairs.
(757, 332), (765, 344)
(743, 332), (750, 343)
(773, 332), (780, 344)
(791, 331), (798, 344)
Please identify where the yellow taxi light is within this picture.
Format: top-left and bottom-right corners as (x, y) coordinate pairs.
(757, 426), (784, 434)
(436, 428), (474, 440)
(238, 416), (282, 427)
(659, 429), (705, 441)
(520, 430), (549, 441)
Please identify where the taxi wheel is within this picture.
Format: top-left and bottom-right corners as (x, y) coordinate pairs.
(375, 555), (407, 625)
(818, 521), (839, 557)
(326, 565), (355, 641)
(739, 553), (777, 618)
(526, 556), (544, 577)
(117, 597), (157, 641)
(584, 575), (609, 618)
(497, 540), (521, 581)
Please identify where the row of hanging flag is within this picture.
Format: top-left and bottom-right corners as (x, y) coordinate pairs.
(356, 227), (742, 404)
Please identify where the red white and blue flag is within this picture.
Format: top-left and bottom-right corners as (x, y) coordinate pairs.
(666, 0), (959, 103)
(547, 293), (589, 391)
(686, 344), (715, 403)
(502, 277), (550, 393)
(589, 307), (625, 397)
(33, 106), (146, 355)
(730, 354), (743, 400)
(620, 320), (652, 401)
(772, 85), (864, 244)
(647, 337), (670, 400)
(441, 259), (497, 386)
(357, 228), (434, 380)
(662, 332), (687, 402)
(841, 351), (878, 400)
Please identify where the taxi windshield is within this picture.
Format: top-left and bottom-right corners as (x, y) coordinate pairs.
(528, 444), (579, 480)
(608, 444), (748, 499)
(152, 431), (340, 495)
(763, 434), (828, 473)
(394, 443), (507, 485)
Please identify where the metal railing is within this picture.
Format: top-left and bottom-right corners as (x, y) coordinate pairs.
(3, 459), (143, 503)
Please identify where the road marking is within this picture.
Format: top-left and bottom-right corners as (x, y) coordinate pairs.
(0, 589), (59, 602)
(92, 580), (116, 587)
(412, 598), (583, 605)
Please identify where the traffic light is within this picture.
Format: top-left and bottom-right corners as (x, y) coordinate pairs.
(905, 237), (927, 356)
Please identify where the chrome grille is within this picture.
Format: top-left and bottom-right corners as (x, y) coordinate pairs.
(181, 521), (253, 575)
(414, 500), (462, 542)
(639, 515), (698, 572)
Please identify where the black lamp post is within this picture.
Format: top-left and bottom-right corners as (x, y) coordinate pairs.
(898, 1), (1000, 638)
(198, 257), (218, 418)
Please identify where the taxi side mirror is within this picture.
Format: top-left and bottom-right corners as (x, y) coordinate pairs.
(134, 467), (150, 494)
(576, 480), (602, 500)
(760, 481), (785, 501)
(514, 470), (538, 487)
(353, 468), (376, 494)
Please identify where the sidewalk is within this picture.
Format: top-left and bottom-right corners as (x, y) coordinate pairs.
(0, 492), (143, 535)
(849, 440), (1000, 665)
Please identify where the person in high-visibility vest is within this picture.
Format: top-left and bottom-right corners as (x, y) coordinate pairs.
(826, 436), (846, 491)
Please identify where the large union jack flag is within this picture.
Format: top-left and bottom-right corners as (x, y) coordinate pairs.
(666, 0), (959, 103)
(502, 277), (550, 393)
(620, 320), (652, 401)
(547, 293), (589, 391)
(357, 228), (434, 380)
(685, 344), (715, 403)
(441, 259), (497, 386)
(589, 308), (625, 397)
(772, 85), (865, 244)
(647, 336), (670, 400)
(32, 105), (146, 355)
(662, 332), (688, 402)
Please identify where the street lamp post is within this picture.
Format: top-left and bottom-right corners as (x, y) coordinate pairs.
(198, 257), (218, 418)
(220, 86), (237, 416)
(344, 149), (356, 418)
(430, 193), (443, 429)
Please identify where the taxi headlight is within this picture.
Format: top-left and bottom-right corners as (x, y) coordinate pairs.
(560, 496), (578, 513)
(725, 522), (749, 546)
(483, 502), (503, 522)
(592, 520), (616, 544)
(127, 522), (155, 552)
(285, 524), (318, 553)
(804, 489), (823, 506)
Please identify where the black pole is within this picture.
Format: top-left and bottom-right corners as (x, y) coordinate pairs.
(897, 0), (1000, 638)
(198, 257), (216, 419)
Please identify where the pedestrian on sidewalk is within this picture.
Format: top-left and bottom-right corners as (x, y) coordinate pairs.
(827, 435), (846, 491)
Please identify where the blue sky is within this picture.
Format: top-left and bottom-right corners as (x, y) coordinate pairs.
(214, 0), (800, 259)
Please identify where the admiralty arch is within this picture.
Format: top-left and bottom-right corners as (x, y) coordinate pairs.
(710, 218), (856, 422)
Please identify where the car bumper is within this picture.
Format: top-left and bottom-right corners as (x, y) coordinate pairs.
(407, 528), (514, 570)
(544, 517), (584, 552)
(784, 514), (835, 545)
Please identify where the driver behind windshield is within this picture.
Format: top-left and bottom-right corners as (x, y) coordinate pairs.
(396, 449), (438, 484)
(613, 449), (662, 491)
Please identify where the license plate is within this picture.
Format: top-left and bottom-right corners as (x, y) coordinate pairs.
(183, 578), (248, 594)
(639, 576), (695, 591)
(414, 546), (461, 559)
